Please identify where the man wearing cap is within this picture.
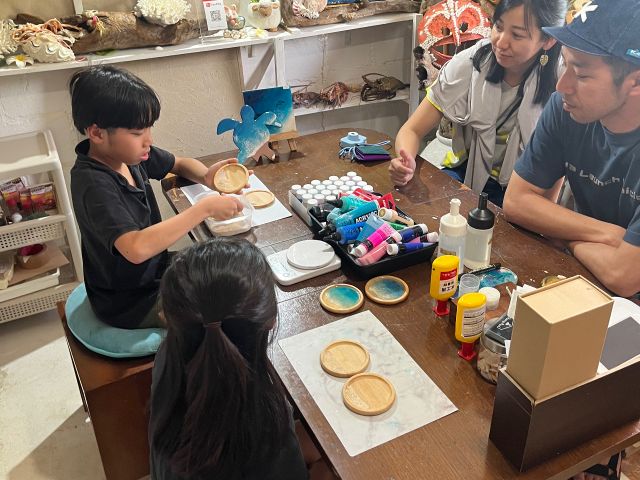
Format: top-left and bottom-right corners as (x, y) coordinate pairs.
(503, 0), (640, 298)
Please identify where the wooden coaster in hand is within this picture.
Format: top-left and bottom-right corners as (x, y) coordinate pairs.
(213, 163), (249, 194)
(244, 189), (275, 208)
(320, 340), (370, 378)
(342, 373), (396, 416)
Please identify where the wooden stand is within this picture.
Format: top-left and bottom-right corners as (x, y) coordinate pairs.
(269, 131), (299, 158)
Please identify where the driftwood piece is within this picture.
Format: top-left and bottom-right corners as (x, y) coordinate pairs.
(281, 0), (420, 28)
(56, 11), (201, 55)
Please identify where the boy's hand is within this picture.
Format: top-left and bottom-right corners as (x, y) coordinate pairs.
(389, 149), (416, 186)
(204, 158), (253, 193)
(197, 194), (244, 220)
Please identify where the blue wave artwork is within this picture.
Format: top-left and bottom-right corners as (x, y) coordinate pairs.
(216, 105), (278, 163)
(242, 86), (296, 136)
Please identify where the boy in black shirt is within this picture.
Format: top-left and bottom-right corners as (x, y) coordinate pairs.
(70, 65), (244, 329)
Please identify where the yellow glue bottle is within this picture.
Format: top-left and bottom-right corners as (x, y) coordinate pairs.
(429, 255), (459, 317)
(455, 292), (487, 361)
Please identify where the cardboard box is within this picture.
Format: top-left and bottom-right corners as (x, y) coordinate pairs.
(506, 275), (613, 400)
(489, 360), (640, 471)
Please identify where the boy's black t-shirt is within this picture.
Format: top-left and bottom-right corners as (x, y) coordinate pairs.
(70, 140), (175, 328)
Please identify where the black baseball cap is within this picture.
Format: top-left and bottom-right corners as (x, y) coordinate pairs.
(543, 0), (640, 66)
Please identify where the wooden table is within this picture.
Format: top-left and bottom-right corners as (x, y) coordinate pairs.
(162, 128), (640, 480)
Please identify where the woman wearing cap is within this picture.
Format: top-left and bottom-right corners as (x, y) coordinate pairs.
(389, 0), (566, 207)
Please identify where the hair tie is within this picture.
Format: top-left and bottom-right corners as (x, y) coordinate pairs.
(204, 321), (222, 330)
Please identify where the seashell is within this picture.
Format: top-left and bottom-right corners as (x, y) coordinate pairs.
(134, 0), (191, 26)
(0, 19), (19, 55)
(19, 31), (75, 63)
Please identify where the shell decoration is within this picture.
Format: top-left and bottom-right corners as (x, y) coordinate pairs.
(244, 0), (281, 31)
(12, 21), (77, 63)
(0, 19), (19, 55)
(292, 0), (328, 19)
(134, 0), (192, 26)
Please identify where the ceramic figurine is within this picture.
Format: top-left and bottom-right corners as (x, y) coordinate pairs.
(223, 4), (248, 39)
(217, 105), (281, 164)
(243, 0), (281, 32)
(134, 0), (191, 26)
(292, 0), (328, 20)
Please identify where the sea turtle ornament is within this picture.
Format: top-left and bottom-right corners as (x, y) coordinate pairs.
(216, 105), (281, 164)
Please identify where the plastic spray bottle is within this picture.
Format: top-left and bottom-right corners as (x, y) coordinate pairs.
(454, 292), (487, 360)
(464, 193), (495, 270)
(437, 198), (467, 270)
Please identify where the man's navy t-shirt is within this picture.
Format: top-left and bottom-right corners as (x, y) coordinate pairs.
(70, 140), (175, 328)
(515, 92), (640, 246)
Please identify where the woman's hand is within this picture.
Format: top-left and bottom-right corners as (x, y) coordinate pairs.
(388, 149), (416, 186)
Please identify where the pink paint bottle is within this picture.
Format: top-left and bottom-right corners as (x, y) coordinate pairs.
(355, 238), (394, 266)
(352, 223), (402, 257)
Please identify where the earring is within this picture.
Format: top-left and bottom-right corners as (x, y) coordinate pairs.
(539, 50), (549, 67)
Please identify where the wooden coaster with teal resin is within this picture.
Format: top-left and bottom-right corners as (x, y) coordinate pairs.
(364, 275), (409, 305)
(320, 284), (364, 314)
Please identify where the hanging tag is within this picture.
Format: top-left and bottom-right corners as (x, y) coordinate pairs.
(202, 0), (228, 31)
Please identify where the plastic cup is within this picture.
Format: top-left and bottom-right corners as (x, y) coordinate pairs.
(458, 274), (481, 296)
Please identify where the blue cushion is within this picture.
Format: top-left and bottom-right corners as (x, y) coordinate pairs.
(65, 283), (166, 358)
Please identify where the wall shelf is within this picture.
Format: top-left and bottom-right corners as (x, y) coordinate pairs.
(293, 92), (409, 116)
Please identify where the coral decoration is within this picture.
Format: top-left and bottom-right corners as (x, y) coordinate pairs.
(0, 19), (19, 55)
(417, 0), (492, 68)
(134, 0), (191, 26)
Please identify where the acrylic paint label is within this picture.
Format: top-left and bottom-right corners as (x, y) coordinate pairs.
(437, 269), (457, 296)
(461, 305), (486, 338)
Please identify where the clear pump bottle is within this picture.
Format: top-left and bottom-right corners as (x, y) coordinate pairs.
(464, 193), (495, 270)
(437, 198), (467, 270)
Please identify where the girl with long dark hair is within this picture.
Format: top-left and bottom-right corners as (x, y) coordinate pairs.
(149, 238), (329, 479)
(390, 0), (567, 207)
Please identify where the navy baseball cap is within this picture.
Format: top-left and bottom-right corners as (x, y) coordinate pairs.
(543, 0), (640, 66)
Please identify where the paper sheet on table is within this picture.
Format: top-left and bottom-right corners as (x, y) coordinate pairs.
(180, 175), (291, 227)
(279, 310), (458, 457)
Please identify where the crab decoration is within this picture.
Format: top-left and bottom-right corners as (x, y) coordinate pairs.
(417, 0), (492, 69)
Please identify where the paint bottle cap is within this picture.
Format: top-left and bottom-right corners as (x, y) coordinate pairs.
(356, 181), (368, 187)
(320, 189), (332, 196)
(347, 171), (357, 178)
(339, 186), (350, 193)
(307, 188), (319, 196)
(326, 195), (337, 202)
(440, 198), (467, 237)
(311, 180), (321, 186)
(467, 193), (495, 230)
(303, 184), (313, 190)
(322, 180), (333, 186)
(345, 181), (356, 187)
(329, 175), (339, 182)
(301, 193), (313, 205)
(363, 185), (375, 192)
(291, 184), (302, 192)
(340, 176), (350, 182)
(327, 185), (338, 191)
(306, 199), (319, 208)
(386, 244), (400, 255)
(352, 176), (363, 182)
(295, 189), (306, 200)
(314, 194), (325, 202)
(352, 243), (369, 258)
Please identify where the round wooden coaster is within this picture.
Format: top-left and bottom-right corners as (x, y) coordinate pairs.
(342, 373), (396, 416)
(244, 189), (275, 208)
(213, 163), (249, 194)
(320, 340), (370, 378)
(364, 275), (409, 305)
(319, 284), (364, 314)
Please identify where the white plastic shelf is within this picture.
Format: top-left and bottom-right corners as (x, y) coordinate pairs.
(0, 281), (79, 324)
(0, 215), (67, 252)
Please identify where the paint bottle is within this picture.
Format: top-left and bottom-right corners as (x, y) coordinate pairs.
(429, 255), (459, 317)
(455, 292), (487, 361)
(323, 222), (367, 244)
(356, 237), (396, 266)
(397, 224), (428, 243)
(333, 201), (379, 228)
(410, 232), (439, 244)
(437, 198), (467, 271)
(356, 214), (386, 241)
(352, 224), (402, 257)
(464, 193), (495, 270)
(328, 195), (368, 212)
(378, 207), (415, 226)
(386, 242), (434, 255)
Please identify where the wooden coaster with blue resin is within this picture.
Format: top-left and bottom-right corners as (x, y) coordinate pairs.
(319, 284), (364, 314)
(364, 275), (409, 305)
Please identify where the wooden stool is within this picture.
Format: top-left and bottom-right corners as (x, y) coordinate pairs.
(58, 304), (154, 480)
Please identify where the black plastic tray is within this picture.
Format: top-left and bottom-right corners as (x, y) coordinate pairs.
(308, 207), (437, 279)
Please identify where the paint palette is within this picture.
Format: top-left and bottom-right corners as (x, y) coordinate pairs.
(364, 275), (409, 305)
(320, 340), (370, 378)
(320, 284), (364, 314)
(213, 163), (249, 193)
(342, 373), (396, 416)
